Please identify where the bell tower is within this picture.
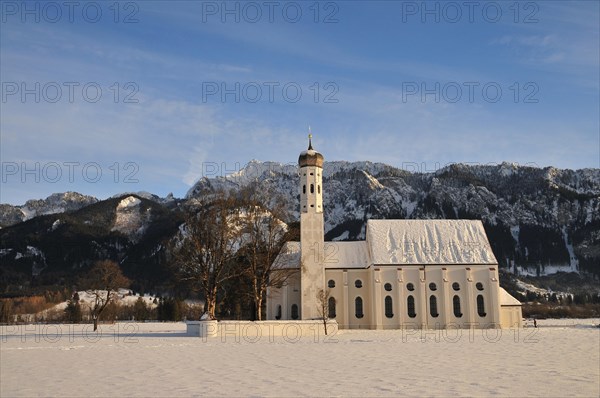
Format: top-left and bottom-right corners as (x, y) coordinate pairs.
(298, 133), (325, 319)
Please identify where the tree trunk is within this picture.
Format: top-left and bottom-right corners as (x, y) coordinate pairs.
(252, 279), (260, 321)
(203, 284), (218, 319)
(256, 295), (263, 321)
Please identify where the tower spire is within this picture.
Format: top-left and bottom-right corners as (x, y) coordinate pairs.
(308, 126), (313, 150)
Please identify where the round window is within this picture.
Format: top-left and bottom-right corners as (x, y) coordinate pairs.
(328, 280), (335, 288)
(384, 283), (392, 292)
(355, 280), (363, 288)
(429, 282), (437, 291)
(452, 282), (460, 291)
(406, 283), (415, 291)
(476, 282), (484, 291)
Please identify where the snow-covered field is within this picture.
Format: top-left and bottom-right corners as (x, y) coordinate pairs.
(1, 319), (598, 397)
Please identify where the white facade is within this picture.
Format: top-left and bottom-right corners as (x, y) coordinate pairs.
(267, 138), (522, 329)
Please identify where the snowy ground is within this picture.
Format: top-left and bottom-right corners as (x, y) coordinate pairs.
(1, 319), (598, 397)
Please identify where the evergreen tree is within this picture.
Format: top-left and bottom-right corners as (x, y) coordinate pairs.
(133, 296), (149, 321)
(65, 293), (82, 323)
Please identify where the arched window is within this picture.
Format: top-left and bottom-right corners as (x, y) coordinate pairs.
(384, 283), (392, 291)
(430, 295), (439, 317)
(355, 280), (362, 288)
(477, 295), (486, 317)
(406, 283), (415, 291)
(276, 305), (282, 320)
(453, 295), (462, 318)
(407, 296), (416, 318)
(328, 297), (336, 318)
(429, 282), (437, 291)
(355, 297), (364, 318)
(476, 282), (484, 291)
(328, 279), (335, 288)
(310, 184), (314, 193)
(385, 296), (393, 318)
(452, 282), (460, 291)
(291, 304), (299, 320)
(303, 185), (306, 194)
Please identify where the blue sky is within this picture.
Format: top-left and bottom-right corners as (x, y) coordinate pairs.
(1, 0), (599, 205)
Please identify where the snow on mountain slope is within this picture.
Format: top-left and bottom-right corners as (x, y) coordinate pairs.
(2, 161), (599, 281)
(186, 160), (600, 276)
(0, 192), (98, 227)
(111, 196), (149, 241)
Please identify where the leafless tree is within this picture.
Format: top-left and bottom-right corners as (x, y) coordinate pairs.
(238, 186), (294, 321)
(171, 195), (245, 320)
(317, 288), (334, 335)
(80, 260), (130, 331)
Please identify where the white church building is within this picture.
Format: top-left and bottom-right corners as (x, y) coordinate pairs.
(266, 137), (523, 329)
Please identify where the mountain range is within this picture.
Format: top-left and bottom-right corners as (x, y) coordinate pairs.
(1, 160), (598, 297)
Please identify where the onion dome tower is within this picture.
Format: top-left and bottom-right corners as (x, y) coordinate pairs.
(298, 133), (325, 319)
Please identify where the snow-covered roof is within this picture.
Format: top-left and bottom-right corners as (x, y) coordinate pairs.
(365, 219), (498, 265)
(299, 149), (320, 157)
(272, 242), (300, 270)
(272, 241), (370, 269)
(499, 287), (522, 306)
(274, 219), (498, 269)
(324, 241), (369, 269)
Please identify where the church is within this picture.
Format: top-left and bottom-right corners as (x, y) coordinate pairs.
(266, 136), (523, 329)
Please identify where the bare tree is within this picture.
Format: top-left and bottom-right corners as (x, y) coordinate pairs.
(317, 289), (334, 335)
(80, 260), (130, 331)
(171, 195), (244, 320)
(238, 186), (294, 321)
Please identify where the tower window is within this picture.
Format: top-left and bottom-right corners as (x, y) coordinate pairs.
(452, 282), (460, 291)
(385, 296), (393, 318)
(328, 297), (336, 318)
(429, 282), (437, 291)
(310, 172), (314, 176)
(407, 283), (415, 291)
(407, 295), (416, 318)
(318, 185), (321, 194)
(453, 295), (462, 318)
(476, 282), (484, 291)
(355, 297), (364, 319)
(328, 279), (335, 288)
(310, 184), (314, 193)
(355, 279), (362, 288)
(477, 295), (486, 317)
(430, 295), (439, 317)
(384, 283), (392, 292)
(303, 185), (306, 194)
(291, 304), (299, 320)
